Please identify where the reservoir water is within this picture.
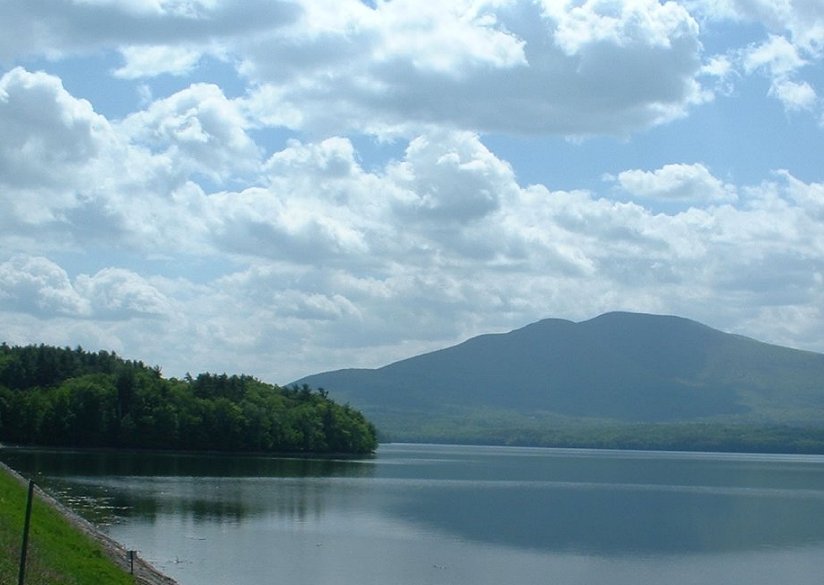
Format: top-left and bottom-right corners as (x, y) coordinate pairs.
(3, 443), (824, 584)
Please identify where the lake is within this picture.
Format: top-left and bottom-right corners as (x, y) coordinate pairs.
(3, 444), (824, 585)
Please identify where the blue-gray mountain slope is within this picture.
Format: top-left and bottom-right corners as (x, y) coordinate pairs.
(293, 312), (824, 441)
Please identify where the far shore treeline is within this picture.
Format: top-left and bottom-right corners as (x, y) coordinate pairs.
(0, 343), (377, 454)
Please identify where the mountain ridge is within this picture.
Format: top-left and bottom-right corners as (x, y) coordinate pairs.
(293, 311), (824, 447)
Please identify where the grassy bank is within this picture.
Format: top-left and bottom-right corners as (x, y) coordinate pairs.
(0, 465), (134, 585)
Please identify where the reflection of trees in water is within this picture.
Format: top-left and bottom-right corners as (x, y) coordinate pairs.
(0, 448), (375, 478)
(40, 478), (129, 527)
(32, 476), (255, 525)
(95, 477), (358, 524)
(45, 476), (360, 525)
(269, 480), (328, 522)
(0, 448), (375, 525)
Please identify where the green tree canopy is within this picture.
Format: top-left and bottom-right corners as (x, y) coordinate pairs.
(0, 344), (377, 454)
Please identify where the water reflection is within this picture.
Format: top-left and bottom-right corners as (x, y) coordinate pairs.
(385, 478), (824, 555)
(0, 448), (376, 526)
(0, 448), (374, 478)
(4, 445), (824, 559)
(376, 445), (824, 555)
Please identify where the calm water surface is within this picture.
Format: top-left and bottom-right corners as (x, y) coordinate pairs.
(3, 444), (824, 585)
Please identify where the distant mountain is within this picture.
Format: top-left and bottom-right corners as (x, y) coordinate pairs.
(293, 312), (824, 448)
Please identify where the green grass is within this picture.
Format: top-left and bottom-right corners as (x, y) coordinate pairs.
(0, 466), (135, 585)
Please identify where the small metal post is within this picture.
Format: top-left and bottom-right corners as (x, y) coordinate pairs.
(18, 479), (35, 585)
(128, 550), (135, 574)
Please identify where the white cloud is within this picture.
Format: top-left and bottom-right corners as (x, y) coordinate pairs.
(3, 0), (819, 134)
(736, 30), (818, 115)
(119, 83), (261, 182)
(769, 78), (818, 111)
(612, 163), (737, 203)
(240, 0), (705, 137)
(369, 0), (527, 73)
(75, 268), (171, 319)
(778, 170), (824, 221)
(686, 0), (824, 53)
(0, 256), (90, 317)
(114, 45), (204, 78)
(388, 131), (516, 223)
(266, 137), (360, 181)
(0, 0), (300, 61)
(0, 67), (112, 191)
(699, 54), (738, 96)
(542, 0), (698, 54)
(209, 186), (371, 264)
(689, 2), (823, 115)
(0, 68), (143, 250)
(0, 256), (170, 320)
(0, 68), (206, 257)
(1, 0), (710, 138)
(743, 34), (806, 76)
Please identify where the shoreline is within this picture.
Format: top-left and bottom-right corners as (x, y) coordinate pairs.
(0, 442), (376, 459)
(1, 460), (178, 585)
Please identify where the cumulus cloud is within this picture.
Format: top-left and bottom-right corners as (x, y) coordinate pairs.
(0, 67), (112, 192)
(543, 0), (697, 53)
(0, 68), (249, 256)
(75, 268), (171, 319)
(0, 0), (299, 61)
(780, 170), (824, 219)
(0, 68), (143, 247)
(239, 0), (705, 137)
(388, 131), (516, 223)
(210, 186), (371, 265)
(0, 256), (90, 317)
(0, 0), (716, 138)
(689, 1), (823, 115)
(2, 0), (819, 133)
(206, 131), (528, 267)
(119, 83), (261, 181)
(200, 134), (822, 325)
(0, 256), (170, 320)
(612, 163), (737, 203)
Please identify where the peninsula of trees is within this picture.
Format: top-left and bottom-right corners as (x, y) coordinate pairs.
(0, 344), (377, 455)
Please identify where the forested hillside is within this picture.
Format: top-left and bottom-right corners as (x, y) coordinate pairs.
(295, 312), (824, 451)
(0, 344), (377, 454)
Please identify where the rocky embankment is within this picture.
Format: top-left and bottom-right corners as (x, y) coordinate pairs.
(2, 461), (177, 585)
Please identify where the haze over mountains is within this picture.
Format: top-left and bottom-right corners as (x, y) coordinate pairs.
(294, 312), (824, 446)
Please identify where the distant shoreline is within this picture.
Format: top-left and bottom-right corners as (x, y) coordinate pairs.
(376, 421), (824, 456)
(0, 442), (376, 460)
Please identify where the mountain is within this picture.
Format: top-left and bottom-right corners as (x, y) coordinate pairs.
(293, 312), (824, 448)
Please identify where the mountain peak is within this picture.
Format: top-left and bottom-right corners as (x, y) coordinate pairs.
(294, 311), (824, 443)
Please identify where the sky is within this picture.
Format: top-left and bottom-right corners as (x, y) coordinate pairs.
(0, 0), (823, 384)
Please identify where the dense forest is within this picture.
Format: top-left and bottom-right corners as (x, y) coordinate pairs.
(0, 344), (377, 454)
(383, 414), (824, 454)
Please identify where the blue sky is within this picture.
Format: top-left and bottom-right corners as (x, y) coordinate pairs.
(0, 0), (822, 383)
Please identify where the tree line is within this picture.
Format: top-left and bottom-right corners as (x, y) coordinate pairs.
(0, 343), (377, 454)
(388, 416), (824, 454)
